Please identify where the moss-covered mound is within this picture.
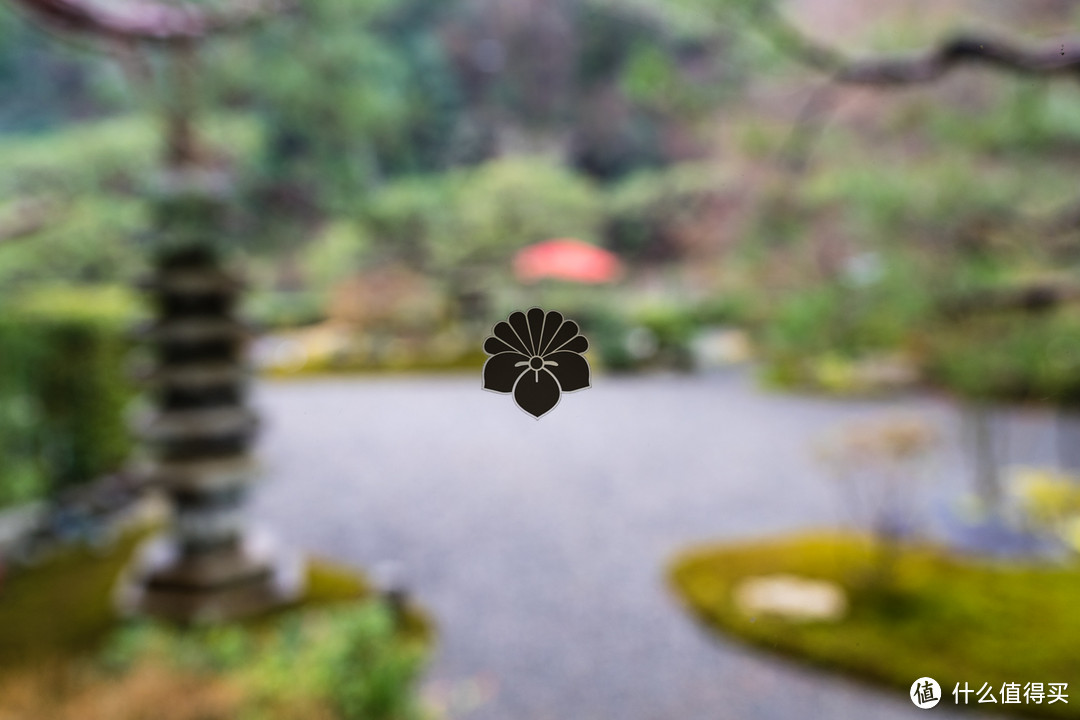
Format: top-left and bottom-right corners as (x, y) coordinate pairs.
(669, 532), (1080, 719)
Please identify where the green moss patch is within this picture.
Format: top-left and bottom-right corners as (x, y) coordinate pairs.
(0, 534), (145, 669)
(669, 531), (1080, 718)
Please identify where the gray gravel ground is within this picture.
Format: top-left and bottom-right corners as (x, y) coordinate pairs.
(251, 370), (1035, 720)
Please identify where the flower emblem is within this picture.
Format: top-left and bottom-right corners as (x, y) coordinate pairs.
(483, 308), (591, 418)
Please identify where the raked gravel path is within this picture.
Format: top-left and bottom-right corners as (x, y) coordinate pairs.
(251, 370), (1037, 720)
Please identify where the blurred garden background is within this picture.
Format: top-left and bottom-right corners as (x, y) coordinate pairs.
(3, 0), (1080, 717)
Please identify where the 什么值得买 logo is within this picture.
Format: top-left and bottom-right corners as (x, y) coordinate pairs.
(482, 308), (591, 419)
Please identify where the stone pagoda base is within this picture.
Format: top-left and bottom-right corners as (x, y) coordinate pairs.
(117, 528), (303, 624)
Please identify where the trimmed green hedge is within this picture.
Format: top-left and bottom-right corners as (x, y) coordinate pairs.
(0, 287), (137, 507)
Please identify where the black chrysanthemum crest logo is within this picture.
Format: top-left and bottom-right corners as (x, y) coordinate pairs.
(483, 308), (591, 419)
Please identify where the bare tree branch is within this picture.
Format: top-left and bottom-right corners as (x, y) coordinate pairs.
(834, 36), (1080, 85)
(775, 82), (840, 175)
(7, 0), (283, 43)
(753, 3), (1080, 85)
(728, 3), (1080, 310)
(7, 0), (289, 169)
(750, 4), (1080, 226)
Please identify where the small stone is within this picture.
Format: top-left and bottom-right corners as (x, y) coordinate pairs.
(690, 327), (753, 368)
(733, 574), (848, 622)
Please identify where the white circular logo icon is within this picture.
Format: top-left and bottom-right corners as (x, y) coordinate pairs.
(911, 677), (941, 709)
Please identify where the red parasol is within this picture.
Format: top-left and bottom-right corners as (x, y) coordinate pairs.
(513, 238), (623, 284)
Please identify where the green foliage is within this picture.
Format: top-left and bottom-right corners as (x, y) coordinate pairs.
(514, 290), (745, 373)
(760, 285), (846, 361)
(577, 0), (662, 88)
(0, 196), (145, 292)
(654, 0), (806, 76)
(0, 8), (128, 132)
(746, 78), (1080, 403)
(931, 80), (1080, 156)
(628, 296), (752, 370)
(751, 251), (1080, 404)
(0, 114), (259, 197)
(604, 163), (726, 260)
(691, 294), (751, 326)
(621, 44), (679, 106)
(298, 606), (424, 720)
(0, 538), (403, 719)
(244, 291), (327, 330)
(572, 302), (638, 371)
(670, 531), (1080, 719)
(0, 286), (138, 504)
(619, 37), (734, 118)
(363, 156), (604, 273)
(444, 157), (604, 267)
(634, 302), (698, 369)
(0, 114), (261, 292)
(103, 603), (427, 720)
(752, 252), (939, 394)
(567, 0), (737, 179)
(798, 85), (1080, 253)
(362, 174), (457, 267)
(300, 221), (375, 289)
(924, 310), (1080, 405)
(215, 0), (465, 216)
(761, 260), (932, 360)
(804, 154), (1018, 245)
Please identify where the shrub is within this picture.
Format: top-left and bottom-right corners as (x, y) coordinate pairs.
(300, 220), (374, 291)
(504, 288), (750, 373)
(361, 174), (457, 268)
(101, 602), (427, 720)
(0, 114), (259, 293)
(575, 303), (638, 372)
(0, 195), (146, 292)
(690, 294), (750, 327)
(361, 156), (604, 283)
(803, 153), (1021, 252)
(0, 286), (137, 506)
(245, 290), (327, 331)
(633, 302), (698, 370)
(0, 114), (259, 198)
(603, 163), (725, 262)
(756, 255), (934, 390)
(438, 156), (605, 269)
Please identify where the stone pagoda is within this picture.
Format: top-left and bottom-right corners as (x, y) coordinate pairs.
(117, 169), (302, 623)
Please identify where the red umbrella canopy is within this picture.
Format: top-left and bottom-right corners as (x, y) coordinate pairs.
(513, 238), (623, 284)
